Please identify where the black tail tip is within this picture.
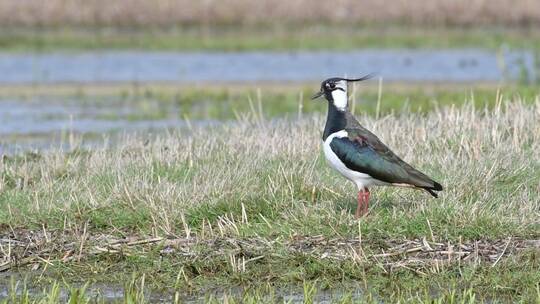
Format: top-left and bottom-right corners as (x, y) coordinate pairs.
(423, 181), (443, 198)
(432, 181), (443, 191)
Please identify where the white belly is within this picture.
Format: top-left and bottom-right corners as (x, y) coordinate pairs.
(322, 130), (383, 189)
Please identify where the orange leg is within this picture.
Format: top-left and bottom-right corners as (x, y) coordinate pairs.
(355, 188), (370, 218)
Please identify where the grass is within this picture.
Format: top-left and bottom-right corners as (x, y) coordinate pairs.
(2, 25), (540, 51)
(0, 95), (539, 302)
(2, 83), (540, 121)
(4, 278), (530, 303)
(1, 0), (540, 28)
(2, 1), (540, 52)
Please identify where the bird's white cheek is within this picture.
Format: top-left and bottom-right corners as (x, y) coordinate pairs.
(331, 90), (348, 110)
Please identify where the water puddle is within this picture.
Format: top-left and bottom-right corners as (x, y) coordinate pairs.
(0, 280), (366, 303)
(0, 49), (534, 84)
(0, 96), (219, 154)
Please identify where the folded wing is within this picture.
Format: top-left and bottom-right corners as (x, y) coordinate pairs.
(330, 128), (443, 196)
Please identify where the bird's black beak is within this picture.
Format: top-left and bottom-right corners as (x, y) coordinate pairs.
(311, 91), (324, 100)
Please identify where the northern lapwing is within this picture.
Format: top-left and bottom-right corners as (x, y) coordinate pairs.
(312, 76), (443, 217)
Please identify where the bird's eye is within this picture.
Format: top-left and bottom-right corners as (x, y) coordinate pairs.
(326, 82), (336, 89)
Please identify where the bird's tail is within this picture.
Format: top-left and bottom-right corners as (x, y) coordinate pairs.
(421, 181), (443, 198)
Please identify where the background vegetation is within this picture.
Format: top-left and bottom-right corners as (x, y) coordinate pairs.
(1, 0), (539, 302)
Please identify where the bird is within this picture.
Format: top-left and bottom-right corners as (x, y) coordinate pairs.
(312, 76), (443, 218)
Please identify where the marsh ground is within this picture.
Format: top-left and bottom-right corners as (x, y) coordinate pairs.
(1, 1), (540, 302)
(1, 91), (539, 302)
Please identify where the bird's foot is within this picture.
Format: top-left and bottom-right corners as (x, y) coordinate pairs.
(355, 188), (371, 218)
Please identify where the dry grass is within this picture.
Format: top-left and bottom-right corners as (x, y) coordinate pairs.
(1, 98), (539, 237)
(1, 0), (540, 27)
(0, 98), (539, 299)
(1, 229), (538, 274)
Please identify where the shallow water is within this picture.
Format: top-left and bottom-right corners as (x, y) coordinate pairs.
(0, 96), (218, 154)
(0, 49), (534, 84)
(0, 48), (535, 153)
(0, 283), (366, 303)
(0, 98), (178, 132)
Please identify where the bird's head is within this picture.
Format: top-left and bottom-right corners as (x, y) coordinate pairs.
(311, 75), (373, 111)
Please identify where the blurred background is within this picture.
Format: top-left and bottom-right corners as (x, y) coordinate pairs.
(0, 0), (538, 153)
